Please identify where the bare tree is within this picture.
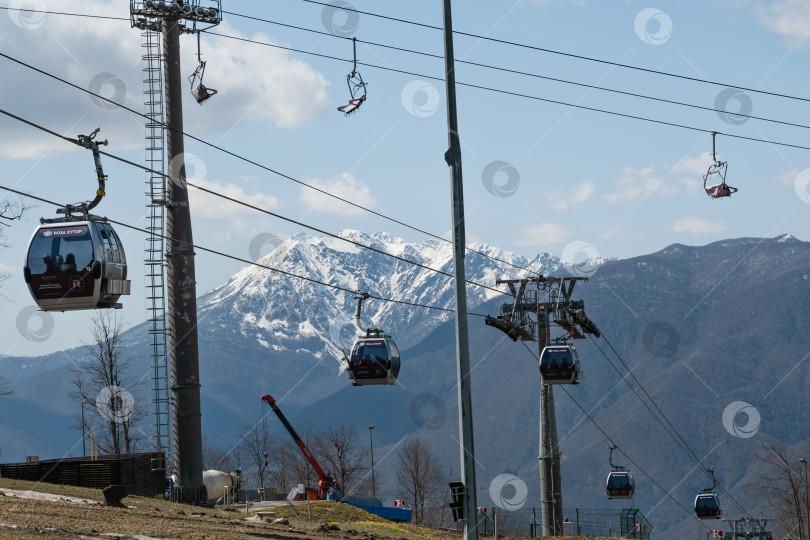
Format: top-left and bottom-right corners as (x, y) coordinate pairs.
(71, 312), (144, 456)
(395, 436), (446, 526)
(753, 443), (809, 540)
(276, 422), (321, 494)
(0, 196), (26, 296)
(236, 424), (273, 493)
(314, 425), (368, 497)
(202, 432), (235, 472)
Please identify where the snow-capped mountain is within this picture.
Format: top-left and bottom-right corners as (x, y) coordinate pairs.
(198, 230), (565, 357)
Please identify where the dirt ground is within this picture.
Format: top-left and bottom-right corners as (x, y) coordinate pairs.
(0, 478), (610, 540)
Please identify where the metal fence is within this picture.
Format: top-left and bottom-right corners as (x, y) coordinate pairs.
(0, 452), (165, 497)
(444, 507), (652, 538)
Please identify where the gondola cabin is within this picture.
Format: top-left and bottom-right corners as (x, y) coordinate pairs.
(539, 345), (583, 384)
(23, 219), (130, 311)
(606, 470), (635, 499)
(694, 492), (722, 520)
(347, 330), (400, 386)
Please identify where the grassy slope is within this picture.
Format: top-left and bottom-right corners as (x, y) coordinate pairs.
(0, 479), (614, 539)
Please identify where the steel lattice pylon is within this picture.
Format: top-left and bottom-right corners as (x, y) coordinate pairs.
(140, 22), (173, 474)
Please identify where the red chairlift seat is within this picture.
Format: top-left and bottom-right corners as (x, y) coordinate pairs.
(705, 182), (737, 199)
(703, 133), (737, 199)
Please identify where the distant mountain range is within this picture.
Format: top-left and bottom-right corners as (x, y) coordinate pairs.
(1, 231), (808, 538)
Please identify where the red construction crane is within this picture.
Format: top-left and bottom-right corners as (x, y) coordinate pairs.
(261, 394), (336, 500)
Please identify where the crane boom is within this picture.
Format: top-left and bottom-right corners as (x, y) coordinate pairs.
(261, 394), (333, 498)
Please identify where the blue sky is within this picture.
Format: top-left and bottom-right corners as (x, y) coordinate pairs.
(1, 0), (809, 356)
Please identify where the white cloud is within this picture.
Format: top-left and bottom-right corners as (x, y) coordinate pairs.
(549, 180), (595, 211)
(673, 218), (728, 235)
(514, 223), (569, 245)
(189, 179), (280, 219)
(0, 262), (20, 275)
(299, 173), (377, 216)
(754, 0), (810, 46)
(0, 2), (329, 159)
(774, 168), (800, 187)
(604, 166), (679, 204)
(679, 177), (704, 196)
(672, 152), (714, 176)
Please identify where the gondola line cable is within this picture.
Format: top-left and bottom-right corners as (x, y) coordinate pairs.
(518, 340), (711, 531)
(589, 333), (754, 518)
(0, 105), (513, 298)
(0, 182), (490, 317)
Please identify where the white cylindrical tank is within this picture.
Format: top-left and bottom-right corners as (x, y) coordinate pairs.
(203, 470), (241, 503)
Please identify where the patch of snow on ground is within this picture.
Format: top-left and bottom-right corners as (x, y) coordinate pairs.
(0, 488), (101, 505)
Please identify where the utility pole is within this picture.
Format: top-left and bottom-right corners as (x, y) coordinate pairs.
(130, 1), (222, 503)
(440, 1), (478, 538)
(486, 277), (598, 536)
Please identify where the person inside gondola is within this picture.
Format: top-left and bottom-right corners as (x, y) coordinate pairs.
(54, 255), (64, 271)
(61, 253), (77, 272)
(42, 255), (57, 273)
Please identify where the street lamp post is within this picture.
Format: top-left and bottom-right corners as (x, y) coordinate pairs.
(369, 425), (376, 501)
(81, 399), (90, 457)
(799, 458), (810, 531)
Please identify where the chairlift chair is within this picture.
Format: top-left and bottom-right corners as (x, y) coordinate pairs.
(189, 33), (217, 104)
(703, 132), (737, 199)
(337, 37), (367, 116)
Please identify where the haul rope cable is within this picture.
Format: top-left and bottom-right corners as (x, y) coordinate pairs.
(588, 333), (753, 518)
(0, 106), (508, 299)
(519, 340), (711, 531)
(296, 0), (810, 104)
(0, 50), (538, 277)
(0, 182), (491, 317)
(223, 11), (810, 132)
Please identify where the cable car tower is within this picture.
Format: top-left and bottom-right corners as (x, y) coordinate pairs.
(485, 276), (600, 536)
(130, 0), (222, 503)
